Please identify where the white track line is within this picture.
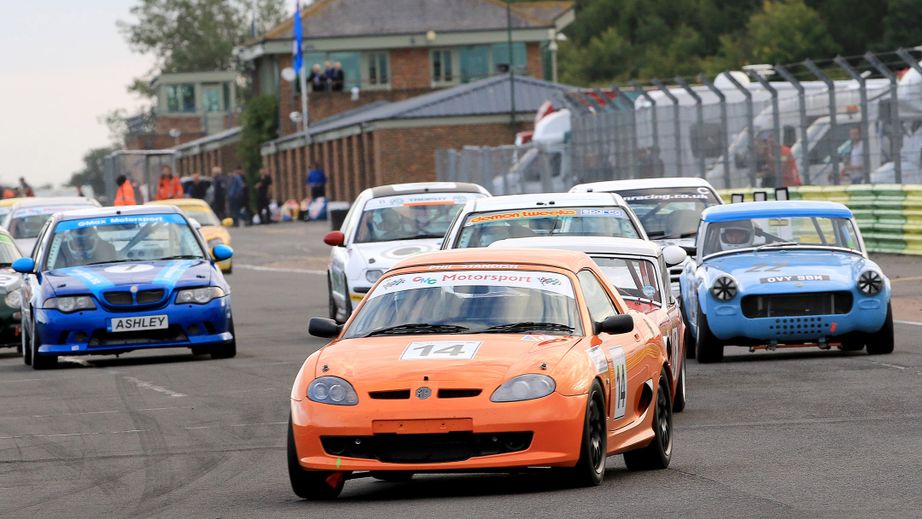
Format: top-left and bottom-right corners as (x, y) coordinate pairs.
(895, 320), (922, 327)
(236, 264), (325, 275)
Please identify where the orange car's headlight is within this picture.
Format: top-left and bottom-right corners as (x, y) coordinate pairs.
(308, 376), (358, 406)
(491, 374), (556, 402)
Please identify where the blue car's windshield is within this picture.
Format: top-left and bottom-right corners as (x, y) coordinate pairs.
(45, 214), (205, 269)
(701, 216), (861, 257)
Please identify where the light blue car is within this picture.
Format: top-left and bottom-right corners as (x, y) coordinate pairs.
(680, 201), (892, 363)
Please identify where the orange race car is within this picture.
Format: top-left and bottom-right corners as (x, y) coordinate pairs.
(289, 248), (673, 499)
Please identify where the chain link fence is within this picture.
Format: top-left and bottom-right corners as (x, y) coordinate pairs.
(437, 49), (922, 192)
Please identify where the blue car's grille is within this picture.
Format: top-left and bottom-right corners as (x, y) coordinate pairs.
(741, 292), (852, 318)
(103, 289), (167, 307)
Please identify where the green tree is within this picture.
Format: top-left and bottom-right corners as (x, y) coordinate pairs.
(743, 0), (836, 64)
(119, 0), (287, 95)
(807, 0), (887, 55)
(68, 146), (118, 198)
(879, 0), (922, 50)
(237, 95), (278, 204)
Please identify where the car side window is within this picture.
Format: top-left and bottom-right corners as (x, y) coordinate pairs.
(32, 220), (51, 263)
(658, 256), (673, 305)
(578, 270), (618, 323)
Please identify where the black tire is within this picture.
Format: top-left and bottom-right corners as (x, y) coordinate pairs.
(672, 360), (687, 413)
(211, 318), (237, 359)
(567, 379), (607, 487)
(684, 323), (696, 359)
(839, 339), (865, 352)
(866, 304), (894, 355)
(327, 273), (337, 321)
(287, 417), (345, 499)
(624, 368), (673, 471)
(695, 303), (723, 364)
(370, 471), (414, 483)
(22, 321), (31, 366)
(31, 330), (57, 370)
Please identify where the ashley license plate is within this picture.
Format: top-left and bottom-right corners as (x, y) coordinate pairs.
(108, 315), (169, 333)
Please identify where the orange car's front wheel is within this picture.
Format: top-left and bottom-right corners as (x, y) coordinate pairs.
(288, 416), (345, 499)
(566, 379), (607, 487)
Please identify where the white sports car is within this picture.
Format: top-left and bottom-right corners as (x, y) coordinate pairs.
(323, 182), (490, 323)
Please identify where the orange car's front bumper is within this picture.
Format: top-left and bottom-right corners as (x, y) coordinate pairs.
(290, 392), (587, 472)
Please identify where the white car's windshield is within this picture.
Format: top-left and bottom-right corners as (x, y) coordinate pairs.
(701, 216), (861, 257)
(591, 256), (662, 304)
(618, 187), (720, 240)
(344, 269), (582, 338)
(455, 207), (640, 248)
(354, 193), (482, 243)
(46, 213), (205, 269)
(8, 204), (96, 239)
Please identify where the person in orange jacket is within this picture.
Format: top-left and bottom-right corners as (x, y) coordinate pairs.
(114, 175), (137, 206)
(156, 165), (184, 200)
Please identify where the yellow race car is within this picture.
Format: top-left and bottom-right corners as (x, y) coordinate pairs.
(147, 198), (234, 273)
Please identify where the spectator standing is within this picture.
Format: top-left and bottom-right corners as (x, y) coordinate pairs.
(331, 62), (345, 91)
(840, 127), (865, 184)
(156, 165), (184, 200)
(257, 168), (273, 224)
(307, 64), (325, 91)
(227, 169), (246, 226)
(114, 175), (137, 206)
(323, 61), (335, 91)
(19, 177), (34, 197)
(211, 166), (227, 218)
(240, 171), (252, 225)
(306, 162), (327, 200)
(186, 172), (209, 200)
(756, 132), (802, 188)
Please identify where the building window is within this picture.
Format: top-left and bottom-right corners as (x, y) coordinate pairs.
(366, 52), (389, 88)
(202, 83), (222, 112)
(165, 83), (195, 113)
(431, 49), (456, 85)
(490, 42), (527, 75)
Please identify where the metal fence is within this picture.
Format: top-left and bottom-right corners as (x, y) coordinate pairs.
(102, 150), (176, 204)
(437, 49), (922, 191)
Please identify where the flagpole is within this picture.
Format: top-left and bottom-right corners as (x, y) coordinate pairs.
(300, 65), (309, 134)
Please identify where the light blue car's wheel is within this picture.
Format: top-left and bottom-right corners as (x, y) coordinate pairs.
(866, 304), (894, 355)
(696, 303), (723, 364)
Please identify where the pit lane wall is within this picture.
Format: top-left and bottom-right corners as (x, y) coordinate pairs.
(718, 184), (922, 255)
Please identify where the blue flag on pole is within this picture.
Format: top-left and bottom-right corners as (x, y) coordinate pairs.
(293, 0), (303, 73)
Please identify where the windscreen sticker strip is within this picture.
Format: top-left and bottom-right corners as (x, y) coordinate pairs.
(55, 214), (186, 232)
(464, 207), (627, 226)
(369, 270), (575, 299)
(363, 193), (479, 211)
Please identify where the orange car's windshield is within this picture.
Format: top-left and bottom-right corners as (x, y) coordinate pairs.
(344, 269), (583, 338)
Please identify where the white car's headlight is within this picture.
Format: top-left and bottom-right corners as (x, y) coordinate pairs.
(857, 270), (883, 295)
(4, 289), (21, 309)
(365, 269), (384, 283)
(711, 276), (737, 301)
(491, 374), (556, 402)
(176, 286), (226, 304)
(308, 376), (358, 405)
(45, 295), (96, 313)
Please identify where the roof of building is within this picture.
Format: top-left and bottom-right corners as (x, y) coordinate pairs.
(304, 74), (574, 137)
(174, 127), (242, 156)
(262, 0), (572, 40)
(702, 201), (853, 223)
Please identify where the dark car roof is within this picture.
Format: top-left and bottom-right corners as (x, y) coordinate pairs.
(55, 205), (184, 222)
(369, 182), (486, 198)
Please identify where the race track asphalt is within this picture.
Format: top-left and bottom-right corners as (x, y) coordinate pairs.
(0, 221), (919, 518)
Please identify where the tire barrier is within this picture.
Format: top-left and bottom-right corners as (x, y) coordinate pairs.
(717, 184), (922, 255)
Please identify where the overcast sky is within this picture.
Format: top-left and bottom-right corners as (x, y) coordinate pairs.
(0, 1), (154, 187)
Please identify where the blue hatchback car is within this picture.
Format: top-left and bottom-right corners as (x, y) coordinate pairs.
(14, 206), (236, 369)
(680, 201), (892, 363)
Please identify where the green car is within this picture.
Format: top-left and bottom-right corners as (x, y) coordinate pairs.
(0, 229), (22, 348)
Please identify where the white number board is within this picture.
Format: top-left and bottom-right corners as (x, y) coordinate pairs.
(400, 341), (482, 360)
(609, 347), (628, 419)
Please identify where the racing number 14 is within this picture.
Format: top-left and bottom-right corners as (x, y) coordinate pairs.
(401, 341), (482, 360)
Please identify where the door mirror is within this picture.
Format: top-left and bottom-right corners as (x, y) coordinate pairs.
(324, 231), (345, 247)
(309, 317), (342, 339)
(662, 245), (688, 267)
(212, 244), (234, 262)
(12, 257), (35, 274)
(594, 314), (634, 336)
(221, 217), (234, 227)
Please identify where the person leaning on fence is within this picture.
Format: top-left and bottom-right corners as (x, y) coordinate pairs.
(840, 127), (865, 184)
(756, 131), (802, 188)
(331, 62), (344, 92)
(156, 165), (184, 200)
(114, 175), (137, 206)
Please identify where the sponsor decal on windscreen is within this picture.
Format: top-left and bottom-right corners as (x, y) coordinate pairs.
(363, 193), (479, 211)
(369, 270), (575, 299)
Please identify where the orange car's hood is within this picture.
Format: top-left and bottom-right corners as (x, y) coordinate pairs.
(317, 334), (582, 388)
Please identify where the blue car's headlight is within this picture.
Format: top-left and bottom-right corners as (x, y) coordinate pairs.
(176, 286), (226, 304)
(307, 376), (359, 405)
(711, 276), (737, 301)
(45, 295), (96, 313)
(491, 374), (556, 402)
(857, 270), (883, 295)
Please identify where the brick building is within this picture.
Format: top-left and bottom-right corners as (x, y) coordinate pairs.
(260, 74), (572, 203)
